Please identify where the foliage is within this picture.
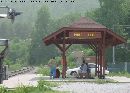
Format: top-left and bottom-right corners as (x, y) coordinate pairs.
(0, 0), (130, 67)
(55, 56), (62, 66)
(67, 53), (76, 68)
(8, 63), (23, 71)
(0, 81), (63, 93)
(13, 86), (35, 93)
(108, 71), (130, 78)
(94, 78), (117, 84)
(4, 39), (30, 68)
(9, 39), (30, 63)
(0, 22), (32, 40)
(29, 6), (58, 65)
(38, 80), (59, 88)
(37, 66), (50, 76)
(0, 86), (7, 93)
(93, 0), (130, 63)
(95, 0), (126, 28)
(67, 45), (95, 56)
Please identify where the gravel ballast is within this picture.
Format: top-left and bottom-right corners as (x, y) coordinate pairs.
(52, 82), (130, 93)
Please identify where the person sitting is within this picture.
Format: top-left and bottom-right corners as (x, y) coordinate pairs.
(55, 65), (60, 78)
(79, 59), (88, 79)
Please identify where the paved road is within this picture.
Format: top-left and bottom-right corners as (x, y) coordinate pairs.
(2, 67), (41, 88)
(2, 74), (42, 88)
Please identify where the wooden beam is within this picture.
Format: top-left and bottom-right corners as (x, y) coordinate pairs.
(65, 44), (72, 51)
(54, 43), (63, 52)
(88, 44), (96, 53)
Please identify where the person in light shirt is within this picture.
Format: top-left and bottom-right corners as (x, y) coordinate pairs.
(48, 57), (56, 79)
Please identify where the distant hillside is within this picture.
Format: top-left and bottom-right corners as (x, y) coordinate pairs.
(0, 0), (99, 23)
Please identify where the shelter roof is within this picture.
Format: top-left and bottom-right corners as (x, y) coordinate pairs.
(43, 17), (126, 47)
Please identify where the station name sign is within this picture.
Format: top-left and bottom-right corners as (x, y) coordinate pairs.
(69, 32), (101, 39)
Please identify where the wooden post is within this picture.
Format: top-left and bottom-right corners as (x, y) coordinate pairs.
(99, 45), (102, 77)
(54, 43), (72, 78)
(62, 50), (66, 78)
(95, 46), (98, 76)
(102, 32), (106, 77)
(97, 46), (100, 77)
(62, 31), (67, 78)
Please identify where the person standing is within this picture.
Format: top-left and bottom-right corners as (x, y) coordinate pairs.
(48, 57), (56, 79)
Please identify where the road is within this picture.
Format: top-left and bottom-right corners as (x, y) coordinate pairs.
(2, 67), (41, 88)
(2, 73), (42, 88)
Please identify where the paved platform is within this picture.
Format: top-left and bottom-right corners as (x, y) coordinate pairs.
(40, 76), (113, 82)
(1, 74), (130, 88)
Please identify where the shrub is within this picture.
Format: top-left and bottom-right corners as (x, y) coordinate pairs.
(36, 65), (50, 76)
(108, 71), (130, 78)
(0, 86), (7, 93)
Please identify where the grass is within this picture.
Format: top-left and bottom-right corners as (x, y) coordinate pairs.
(108, 71), (130, 78)
(38, 80), (60, 87)
(0, 80), (65, 93)
(94, 78), (118, 84)
(9, 63), (23, 71)
(0, 86), (7, 93)
(36, 66), (50, 76)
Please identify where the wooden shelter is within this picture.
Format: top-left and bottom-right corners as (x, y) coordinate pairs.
(43, 17), (126, 78)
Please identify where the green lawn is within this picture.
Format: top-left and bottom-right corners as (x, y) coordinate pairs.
(0, 80), (66, 93)
(108, 71), (130, 78)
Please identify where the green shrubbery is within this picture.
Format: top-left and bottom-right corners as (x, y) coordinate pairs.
(0, 80), (63, 93)
(0, 86), (7, 93)
(108, 71), (130, 78)
(36, 65), (50, 76)
(94, 78), (117, 84)
(8, 63), (23, 71)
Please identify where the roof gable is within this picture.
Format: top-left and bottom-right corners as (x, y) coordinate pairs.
(43, 17), (126, 46)
(69, 17), (106, 29)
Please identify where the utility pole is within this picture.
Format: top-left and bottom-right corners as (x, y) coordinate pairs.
(112, 25), (130, 64)
(112, 46), (115, 64)
(124, 43), (130, 72)
(112, 25), (115, 64)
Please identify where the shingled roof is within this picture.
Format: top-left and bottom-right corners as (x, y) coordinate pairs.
(43, 17), (126, 46)
(69, 17), (106, 29)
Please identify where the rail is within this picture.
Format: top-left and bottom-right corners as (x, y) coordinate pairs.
(8, 66), (34, 78)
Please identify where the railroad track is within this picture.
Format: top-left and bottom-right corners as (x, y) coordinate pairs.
(8, 66), (34, 78)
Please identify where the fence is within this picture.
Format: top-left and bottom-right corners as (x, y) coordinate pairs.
(108, 62), (130, 73)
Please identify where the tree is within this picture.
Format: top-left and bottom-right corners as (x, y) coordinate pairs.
(95, 0), (126, 28)
(29, 6), (57, 65)
(93, 0), (129, 63)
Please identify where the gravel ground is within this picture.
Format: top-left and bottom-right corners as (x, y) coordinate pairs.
(52, 82), (130, 93)
(2, 73), (130, 93)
